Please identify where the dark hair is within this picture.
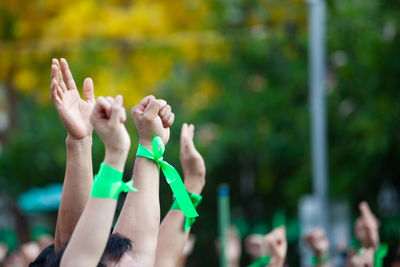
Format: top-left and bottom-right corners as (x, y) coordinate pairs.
(30, 233), (133, 267)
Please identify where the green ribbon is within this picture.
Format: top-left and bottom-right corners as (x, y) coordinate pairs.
(311, 254), (329, 265)
(248, 256), (270, 267)
(91, 162), (137, 200)
(374, 243), (388, 267)
(136, 136), (198, 218)
(171, 193), (203, 231)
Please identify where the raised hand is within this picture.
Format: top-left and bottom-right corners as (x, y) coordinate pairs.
(305, 228), (330, 257)
(265, 226), (287, 267)
(90, 95), (130, 159)
(180, 123), (206, 195)
(355, 202), (379, 250)
(131, 95), (173, 148)
(50, 58), (95, 140)
(244, 234), (267, 259)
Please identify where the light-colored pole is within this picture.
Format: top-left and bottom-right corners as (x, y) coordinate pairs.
(307, 0), (329, 230)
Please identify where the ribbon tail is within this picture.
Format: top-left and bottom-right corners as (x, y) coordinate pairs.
(161, 162), (198, 218)
(123, 180), (138, 192)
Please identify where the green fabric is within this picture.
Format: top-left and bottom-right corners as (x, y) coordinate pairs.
(374, 243), (388, 267)
(171, 193), (203, 231)
(91, 162), (137, 200)
(247, 256), (271, 267)
(136, 136), (199, 218)
(311, 254), (329, 265)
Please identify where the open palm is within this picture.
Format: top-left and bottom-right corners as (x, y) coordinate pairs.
(50, 58), (95, 139)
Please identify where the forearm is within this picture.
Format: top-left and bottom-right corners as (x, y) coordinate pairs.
(155, 175), (204, 267)
(155, 210), (188, 267)
(114, 156), (160, 266)
(60, 198), (117, 267)
(55, 136), (93, 251)
(61, 150), (128, 267)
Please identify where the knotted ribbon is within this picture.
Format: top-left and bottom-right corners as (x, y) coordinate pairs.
(136, 136), (198, 218)
(171, 193), (203, 231)
(91, 162), (137, 200)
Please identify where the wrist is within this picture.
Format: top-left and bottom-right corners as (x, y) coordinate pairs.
(184, 177), (205, 195)
(104, 150), (128, 172)
(138, 138), (153, 151)
(269, 257), (284, 267)
(66, 135), (92, 147)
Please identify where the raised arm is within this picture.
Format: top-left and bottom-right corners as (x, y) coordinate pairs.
(356, 201), (379, 250)
(155, 123), (206, 267)
(61, 95), (131, 267)
(113, 95), (173, 266)
(304, 228), (331, 267)
(50, 58), (95, 251)
(265, 226), (287, 267)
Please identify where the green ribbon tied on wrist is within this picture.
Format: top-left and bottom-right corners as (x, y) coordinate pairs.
(91, 162), (137, 200)
(136, 136), (199, 218)
(171, 193), (203, 231)
(374, 243), (388, 267)
(248, 256), (270, 267)
(311, 254), (329, 265)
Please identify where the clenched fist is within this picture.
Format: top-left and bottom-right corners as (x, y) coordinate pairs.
(131, 95), (174, 149)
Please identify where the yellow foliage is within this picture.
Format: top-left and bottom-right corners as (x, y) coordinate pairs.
(0, 0), (305, 105)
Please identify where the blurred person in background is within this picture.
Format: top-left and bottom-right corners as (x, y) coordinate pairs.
(177, 234), (196, 267)
(245, 225), (287, 267)
(347, 201), (382, 267)
(216, 226), (242, 267)
(304, 228), (331, 267)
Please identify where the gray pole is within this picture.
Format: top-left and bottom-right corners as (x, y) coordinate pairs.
(307, 0), (328, 230)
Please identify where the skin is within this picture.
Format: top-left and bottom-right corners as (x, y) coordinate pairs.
(304, 228), (331, 267)
(50, 58), (95, 252)
(113, 95), (174, 267)
(177, 234), (196, 267)
(347, 248), (374, 267)
(155, 123), (206, 267)
(265, 226), (287, 267)
(245, 234), (268, 261)
(216, 226), (242, 267)
(354, 202), (380, 250)
(61, 95), (130, 267)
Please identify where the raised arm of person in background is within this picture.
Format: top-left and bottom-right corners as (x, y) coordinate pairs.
(305, 228), (332, 267)
(346, 248), (374, 267)
(245, 234), (268, 262)
(215, 226), (242, 267)
(265, 226), (287, 267)
(60, 95), (131, 267)
(113, 95), (173, 266)
(177, 234), (197, 267)
(354, 201), (380, 250)
(155, 123), (206, 267)
(50, 58), (95, 252)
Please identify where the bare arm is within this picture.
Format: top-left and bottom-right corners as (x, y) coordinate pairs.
(55, 136), (93, 251)
(304, 228), (332, 267)
(155, 123), (205, 267)
(61, 95), (130, 267)
(113, 96), (173, 266)
(50, 58), (95, 251)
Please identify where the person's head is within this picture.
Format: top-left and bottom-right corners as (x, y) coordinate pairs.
(46, 233), (137, 267)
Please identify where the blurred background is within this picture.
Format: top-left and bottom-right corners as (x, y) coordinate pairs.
(0, 0), (400, 266)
